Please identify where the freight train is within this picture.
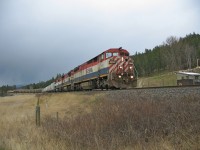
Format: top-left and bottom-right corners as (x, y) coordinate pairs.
(42, 48), (137, 92)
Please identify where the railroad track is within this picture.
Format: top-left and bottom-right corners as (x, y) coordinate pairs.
(10, 85), (200, 98)
(50, 85), (200, 100)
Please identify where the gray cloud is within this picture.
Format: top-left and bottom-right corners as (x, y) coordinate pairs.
(0, 0), (200, 86)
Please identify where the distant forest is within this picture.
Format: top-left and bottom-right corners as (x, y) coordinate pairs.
(0, 85), (16, 96)
(1, 33), (200, 93)
(22, 77), (55, 89)
(132, 32), (200, 76)
(0, 77), (56, 96)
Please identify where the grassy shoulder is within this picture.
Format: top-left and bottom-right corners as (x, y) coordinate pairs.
(138, 67), (200, 88)
(0, 93), (103, 150)
(137, 72), (177, 87)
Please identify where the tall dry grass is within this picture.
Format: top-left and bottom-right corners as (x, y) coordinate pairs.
(0, 92), (200, 150)
(0, 93), (101, 150)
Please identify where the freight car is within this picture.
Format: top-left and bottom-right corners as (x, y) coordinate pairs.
(42, 48), (137, 92)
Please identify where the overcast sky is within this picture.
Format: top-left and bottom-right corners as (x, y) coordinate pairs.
(0, 0), (200, 86)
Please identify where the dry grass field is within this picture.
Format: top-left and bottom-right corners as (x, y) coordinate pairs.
(0, 91), (200, 150)
(0, 93), (100, 150)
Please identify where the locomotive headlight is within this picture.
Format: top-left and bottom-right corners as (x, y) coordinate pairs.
(131, 76), (134, 79)
(130, 66), (133, 69)
(119, 66), (122, 69)
(119, 75), (122, 78)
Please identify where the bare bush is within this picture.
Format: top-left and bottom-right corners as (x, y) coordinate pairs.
(41, 94), (200, 150)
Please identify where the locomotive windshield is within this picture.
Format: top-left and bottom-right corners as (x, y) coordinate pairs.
(113, 52), (118, 56)
(106, 52), (119, 58)
(106, 53), (112, 58)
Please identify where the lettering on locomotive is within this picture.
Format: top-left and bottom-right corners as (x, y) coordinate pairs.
(86, 68), (93, 74)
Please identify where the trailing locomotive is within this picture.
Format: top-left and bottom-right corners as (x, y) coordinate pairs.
(42, 48), (137, 92)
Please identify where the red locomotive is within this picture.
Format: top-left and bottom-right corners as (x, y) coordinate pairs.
(43, 48), (137, 92)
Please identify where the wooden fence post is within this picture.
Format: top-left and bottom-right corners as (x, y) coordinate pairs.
(36, 97), (40, 126)
(56, 112), (59, 121)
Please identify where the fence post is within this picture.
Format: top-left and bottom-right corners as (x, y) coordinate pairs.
(56, 112), (59, 121)
(36, 97), (40, 126)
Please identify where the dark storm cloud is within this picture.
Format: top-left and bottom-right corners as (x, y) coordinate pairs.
(0, 0), (200, 86)
(0, 0), (97, 85)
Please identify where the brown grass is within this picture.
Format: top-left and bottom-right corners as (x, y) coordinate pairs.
(0, 93), (101, 150)
(41, 95), (200, 150)
(0, 92), (200, 150)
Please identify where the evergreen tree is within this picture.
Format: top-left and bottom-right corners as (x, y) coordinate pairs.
(132, 33), (200, 77)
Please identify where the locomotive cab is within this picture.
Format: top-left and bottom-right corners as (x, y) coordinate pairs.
(97, 48), (137, 89)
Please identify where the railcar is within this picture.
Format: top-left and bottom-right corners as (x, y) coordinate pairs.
(43, 48), (137, 92)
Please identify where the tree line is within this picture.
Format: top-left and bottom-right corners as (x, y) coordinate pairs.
(0, 85), (16, 96)
(0, 75), (59, 94)
(0, 74), (63, 94)
(132, 33), (200, 76)
(21, 74), (63, 89)
(22, 77), (56, 89)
